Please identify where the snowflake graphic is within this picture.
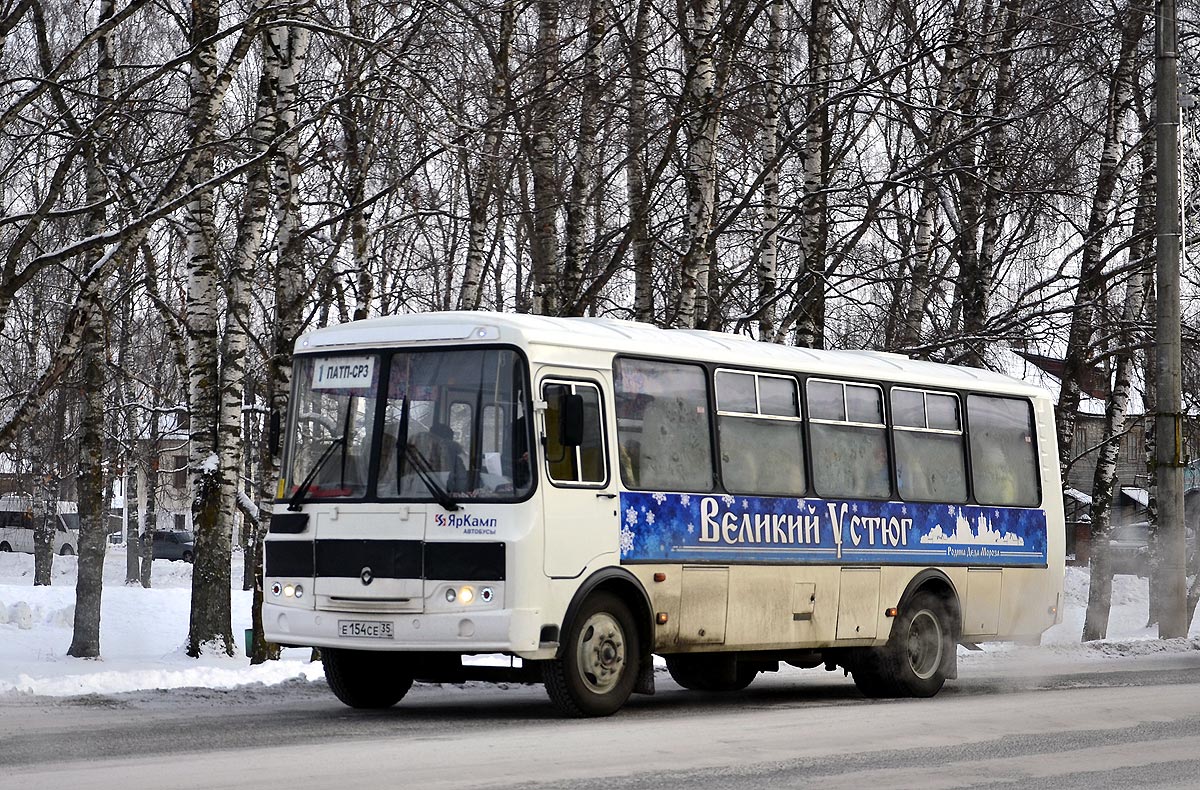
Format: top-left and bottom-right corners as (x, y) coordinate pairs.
(722, 494), (735, 506)
(852, 503), (858, 513)
(625, 507), (638, 526)
(947, 505), (956, 516)
(680, 494), (691, 507)
(901, 505), (908, 515)
(994, 510), (1001, 519)
(646, 512), (656, 526)
(687, 523), (695, 534)
(652, 492), (667, 505)
(742, 499), (749, 509)
(796, 499), (805, 510)
(620, 526), (635, 554)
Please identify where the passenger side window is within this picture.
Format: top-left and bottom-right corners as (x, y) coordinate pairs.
(891, 388), (967, 502)
(614, 358), (713, 491)
(715, 370), (805, 495)
(967, 395), (1040, 506)
(542, 381), (607, 486)
(808, 380), (890, 499)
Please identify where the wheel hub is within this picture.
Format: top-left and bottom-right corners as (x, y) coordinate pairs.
(577, 613), (626, 694)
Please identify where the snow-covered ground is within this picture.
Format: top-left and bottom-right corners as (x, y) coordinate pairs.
(0, 549), (1197, 699)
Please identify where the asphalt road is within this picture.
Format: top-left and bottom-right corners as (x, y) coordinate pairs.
(2, 650), (1199, 790)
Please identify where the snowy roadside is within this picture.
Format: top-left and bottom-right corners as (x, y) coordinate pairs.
(0, 549), (1197, 699)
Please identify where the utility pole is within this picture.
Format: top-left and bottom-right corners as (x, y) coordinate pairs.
(1155, 0), (1187, 638)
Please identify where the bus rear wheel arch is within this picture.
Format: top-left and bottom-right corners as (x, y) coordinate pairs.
(542, 591), (641, 717)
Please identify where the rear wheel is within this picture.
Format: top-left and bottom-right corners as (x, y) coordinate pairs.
(322, 648), (414, 709)
(59, 545), (75, 556)
(543, 592), (639, 717)
(0, 542), (10, 552)
(850, 591), (952, 698)
(891, 592), (952, 697)
(182, 550), (194, 563)
(666, 654), (757, 692)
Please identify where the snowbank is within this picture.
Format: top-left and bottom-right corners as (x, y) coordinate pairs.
(0, 549), (1196, 699)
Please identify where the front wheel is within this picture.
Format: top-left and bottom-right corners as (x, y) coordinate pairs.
(543, 592), (640, 717)
(0, 542), (12, 552)
(322, 648), (414, 709)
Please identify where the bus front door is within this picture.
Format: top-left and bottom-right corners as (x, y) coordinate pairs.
(537, 374), (617, 578)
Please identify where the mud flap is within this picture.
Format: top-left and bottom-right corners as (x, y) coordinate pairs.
(633, 653), (655, 695)
(944, 645), (958, 680)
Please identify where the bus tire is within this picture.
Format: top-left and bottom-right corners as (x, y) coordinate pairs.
(543, 592), (639, 717)
(849, 649), (894, 698)
(59, 545), (75, 557)
(322, 648), (413, 709)
(0, 542), (11, 552)
(887, 591), (952, 697)
(666, 655), (756, 692)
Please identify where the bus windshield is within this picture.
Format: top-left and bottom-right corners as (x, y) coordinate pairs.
(285, 347), (533, 504)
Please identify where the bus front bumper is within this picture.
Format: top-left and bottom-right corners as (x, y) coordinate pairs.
(262, 602), (549, 657)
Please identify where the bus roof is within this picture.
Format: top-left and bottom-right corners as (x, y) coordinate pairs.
(295, 311), (1047, 399)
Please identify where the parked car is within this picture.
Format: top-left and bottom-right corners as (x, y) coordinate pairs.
(1108, 523), (1151, 577)
(152, 531), (194, 562)
(1108, 521), (1197, 577)
(0, 498), (79, 556)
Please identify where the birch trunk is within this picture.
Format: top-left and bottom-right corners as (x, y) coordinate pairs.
(562, 0), (605, 316)
(186, 0), (233, 657)
(343, 0), (376, 321)
(898, 1), (968, 353)
(67, 0), (114, 659)
(967, 0), (1022, 368)
(529, 0), (561, 316)
(1055, 5), (1145, 473)
(627, 0), (653, 322)
(459, 0), (514, 311)
(1081, 254), (1147, 641)
(252, 9), (311, 664)
(677, 0), (720, 329)
(757, 0), (783, 340)
(32, 481), (52, 586)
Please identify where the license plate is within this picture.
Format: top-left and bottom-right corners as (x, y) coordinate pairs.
(338, 620), (394, 639)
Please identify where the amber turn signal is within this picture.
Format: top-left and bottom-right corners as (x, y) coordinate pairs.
(655, 612), (669, 625)
(653, 573), (667, 583)
(885, 607), (899, 618)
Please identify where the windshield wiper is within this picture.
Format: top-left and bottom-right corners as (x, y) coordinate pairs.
(287, 434), (346, 511)
(405, 442), (460, 512)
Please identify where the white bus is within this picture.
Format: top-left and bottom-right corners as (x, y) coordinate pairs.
(0, 498), (79, 556)
(263, 312), (1064, 716)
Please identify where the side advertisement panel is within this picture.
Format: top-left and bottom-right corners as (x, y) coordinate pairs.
(619, 492), (1047, 567)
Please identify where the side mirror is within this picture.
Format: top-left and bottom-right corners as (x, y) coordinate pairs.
(558, 394), (585, 447)
(268, 410), (282, 456)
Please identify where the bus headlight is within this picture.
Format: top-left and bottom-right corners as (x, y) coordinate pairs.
(458, 586), (475, 605)
(445, 588), (457, 603)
